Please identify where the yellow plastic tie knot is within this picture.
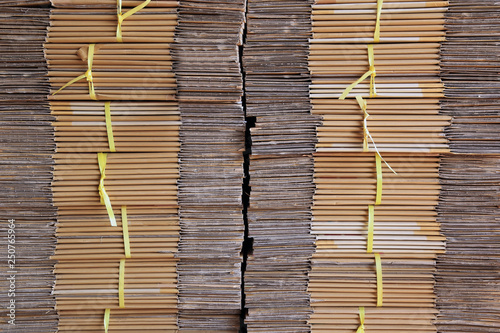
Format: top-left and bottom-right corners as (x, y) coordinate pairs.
(356, 306), (365, 333)
(116, 0), (151, 42)
(53, 43), (97, 100)
(339, 45), (376, 100)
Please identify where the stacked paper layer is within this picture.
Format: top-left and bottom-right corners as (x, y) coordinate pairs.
(51, 101), (180, 152)
(309, 1), (448, 332)
(0, 5), (57, 332)
(440, 0), (500, 153)
(243, 0), (319, 332)
(172, 0), (247, 331)
(436, 155), (500, 333)
(46, 3), (177, 101)
(435, 1), (500, 332)
(47, 1), (181, 331)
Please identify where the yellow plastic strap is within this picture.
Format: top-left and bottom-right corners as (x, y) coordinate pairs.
(52, 44), (97, 100)
(116, 0), (151, 42)
(98, 152), (116, 227)
(374, 0), (384, 43)
(104, 102), (116, 152)
(122, 206), (131, 258)
(375, 253), (383, 307)
(104, 308), (110, 333)
(356, 95), (370, 152)
(119, 258), (125, 308)
(367, 205), (374, 253)
(375, 154), (383, 205)
(339, 45), (376, 99)
(356, 306), (365, 333)
(368, 44), (377, 97)
(355, 96), (397, 174)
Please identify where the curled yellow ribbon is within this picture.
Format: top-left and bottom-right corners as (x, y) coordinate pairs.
(104, 102), (116, 152)
(374, 0), (384, 43)
(122, 206), (131, 259)
(367, 205), (374, 253)
(98, 152), (116, 227)
(53, 43), (97, 100)
(375, 253), (383, 307)
(355, 96), (397, 175)
(356, 306), (365, 333)
(119, 258), (126, 308)
(116, 0), (152, 42)
(358, 96), (370, 152)
(104, 308), (110, 333)
(339, 45), (376, 99)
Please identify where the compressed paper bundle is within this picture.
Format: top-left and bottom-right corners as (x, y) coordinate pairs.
(46, 1), (183, 331)
(53, 208), (179, 260)
(58, 308), (177, 332)
(311, 306), (438, 333)
(173, 0), (247, 330)
(243, 1), (318, 331)
(313, 153), (444, 253)
(311, 0), (447, 43)
(46, 43), (176, 101)
(51, 101), (180, 152)
(0, 5), (57, 332)
(436, 155), (500, 333)
(309, 1), (448, 333)
(52, 152), (179, 210)
(439, 0), (500, 153)
(313, 98), (450, 152)
(45, 1), (177, 101)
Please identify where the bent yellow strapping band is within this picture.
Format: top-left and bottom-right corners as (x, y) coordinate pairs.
(339, 45), (376, 100)
(374, 0), (384, 43)
(119, 258), (126, 308)
(355, 96), (397, 175)
(53, 43), (97, 100)
(122, 206), (131, 258)
(375, 154), (382, 205)
(98, 152), (116, 227)
(356, 95), (370, 152)
(375, 253), (383, 307)
(104, 308), (110, 333)
(116, 0), (152, 42)
(105, 102), (116, 152)
(367, 205), (374, 253)
(356, 306), (365, 333)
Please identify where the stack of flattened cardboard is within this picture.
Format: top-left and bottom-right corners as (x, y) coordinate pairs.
(243, 1), (320, 332)
(440, 0), (500, 154)
(309, 1), (449, 332)
(47, 1), (181, 331)
(435, 1), (500, 332)
(0, 5), (57, 332)
(173, 0), (247, 331)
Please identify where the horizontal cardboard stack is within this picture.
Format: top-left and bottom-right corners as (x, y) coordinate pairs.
(243, 0), (320, 332)
(435, 1), (500, 332)
(47, 1), (181, 331)
(47, 2), (177, 101)
(309, 1), (449, 332)
(51, 101), (180, 152)
(313, 99), (450, 153)
(439, 0), (500, 153)
(172, 0), (247, 331)
(436, 155), (500, 333)
(0, 5), (57, 332)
